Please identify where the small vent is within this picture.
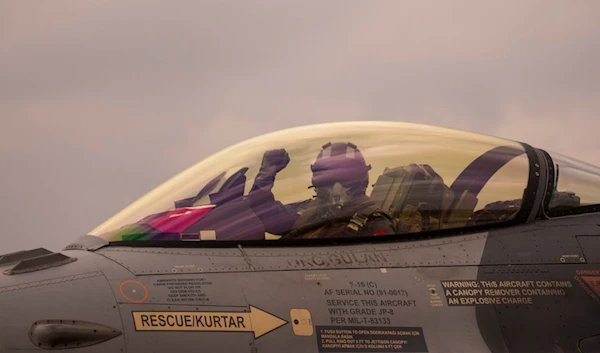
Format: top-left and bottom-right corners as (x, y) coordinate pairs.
(0, 248), (53, 266)
(3, 253), (77, 276)
(483, 266), (549, 275)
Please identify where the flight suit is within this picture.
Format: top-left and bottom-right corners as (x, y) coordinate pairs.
(282, 194), (396, 239)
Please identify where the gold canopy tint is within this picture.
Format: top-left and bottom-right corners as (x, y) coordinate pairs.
(90, 121), (531, 241)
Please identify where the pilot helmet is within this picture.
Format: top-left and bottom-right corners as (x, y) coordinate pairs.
(310, 142), (372, 207)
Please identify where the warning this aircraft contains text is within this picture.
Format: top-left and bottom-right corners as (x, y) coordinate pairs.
(440, 280), (572, 306)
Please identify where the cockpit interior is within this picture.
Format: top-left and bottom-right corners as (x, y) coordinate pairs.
(89, 122), (600, 243)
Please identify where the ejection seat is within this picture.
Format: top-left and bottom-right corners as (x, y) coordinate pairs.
(369, 164), (475, 233)
(369, 165), (485, 233)
(370, 145), (529, 233)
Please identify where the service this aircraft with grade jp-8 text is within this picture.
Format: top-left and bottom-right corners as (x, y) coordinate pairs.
(1, 121), (600, 353)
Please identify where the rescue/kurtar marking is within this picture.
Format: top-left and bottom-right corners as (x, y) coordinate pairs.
(138, 313), (246, 329)
(132, 306), (288, 339)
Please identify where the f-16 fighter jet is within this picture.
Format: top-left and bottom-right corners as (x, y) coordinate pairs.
(1, 121), (600, 353)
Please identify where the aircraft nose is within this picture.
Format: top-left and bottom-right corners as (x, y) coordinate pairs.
(0, 249), (125, 352)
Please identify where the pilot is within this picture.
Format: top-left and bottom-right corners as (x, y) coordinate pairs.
(246, 142), (395, 239)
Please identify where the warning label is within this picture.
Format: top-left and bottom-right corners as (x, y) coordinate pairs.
(574, 270), (600, 304)
(440, 280), (572, 306)
(316, 326), (428, 352)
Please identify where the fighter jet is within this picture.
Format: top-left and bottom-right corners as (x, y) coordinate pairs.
(1, 121), (600, 353)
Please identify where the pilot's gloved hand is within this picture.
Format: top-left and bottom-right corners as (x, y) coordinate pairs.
(250, 149), (290, 193)
(259, 149), (290, 175)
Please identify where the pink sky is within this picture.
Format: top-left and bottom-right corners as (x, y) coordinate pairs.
(1, 1), (599, 252)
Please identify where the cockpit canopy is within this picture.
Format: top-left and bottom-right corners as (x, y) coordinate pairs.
(88, 121), (599, 243)
(547, 151), (600, 215)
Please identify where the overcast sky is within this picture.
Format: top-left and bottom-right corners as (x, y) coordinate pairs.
(1, 1), (599, 253)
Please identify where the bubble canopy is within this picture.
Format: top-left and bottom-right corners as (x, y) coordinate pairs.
(91, 121), (536, 243)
